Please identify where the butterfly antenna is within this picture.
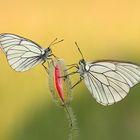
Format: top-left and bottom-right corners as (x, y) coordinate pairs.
(49, 38), (57, 47)
(75, 42), (84, 59)
(49, 38), (64, 48)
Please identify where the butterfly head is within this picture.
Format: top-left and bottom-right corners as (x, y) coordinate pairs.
(78, 59), (87, 75)
(79, 59), (86, 66)
(43, 47), (52, 60)
(45, 47), (52, 55)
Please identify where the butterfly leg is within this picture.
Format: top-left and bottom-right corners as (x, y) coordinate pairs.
(65, 64), (79, 71)
(52, 54), (59, 60)
(65, 71), (79, 76)
(50, 58), (55, 67)
(71, 77), (83, 89)
(49, 53), (59, 60)
(66, 63), (79, 68)
(66, 63), (79, 67)
(60, 70), (79, 78)
(46, 57), (56, 67)
(59, 71), (79, 82)
(42, 61), (49, 74)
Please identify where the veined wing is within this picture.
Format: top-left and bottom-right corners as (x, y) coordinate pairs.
(83, 60), (140, 105)
(0, 33), (45, 71)
(0, 33), (43, 53)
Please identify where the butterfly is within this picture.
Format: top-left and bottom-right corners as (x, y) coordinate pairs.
(0, 33), (63, 72)
(66, 42), (140, 106)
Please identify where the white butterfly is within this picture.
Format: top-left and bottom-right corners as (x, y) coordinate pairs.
(0, 33), (63, 72)
(68, 43), (140, 106)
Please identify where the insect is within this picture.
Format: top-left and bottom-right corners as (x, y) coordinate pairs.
(0, 33), (63, 72)
(66, 42), (140, 106)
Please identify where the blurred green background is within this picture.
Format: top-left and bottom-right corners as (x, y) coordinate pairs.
(0, 0), (140, 140)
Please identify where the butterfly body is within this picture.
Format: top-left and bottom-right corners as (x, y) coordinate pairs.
(78, 59), (88, 75)
(41, 48), (52, 61)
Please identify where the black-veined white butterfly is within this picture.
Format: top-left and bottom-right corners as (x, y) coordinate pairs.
(67, 42), (140, 106)
(0, 33), (63, 72)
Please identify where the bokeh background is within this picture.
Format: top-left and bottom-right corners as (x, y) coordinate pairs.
(0, 0), (140, 140)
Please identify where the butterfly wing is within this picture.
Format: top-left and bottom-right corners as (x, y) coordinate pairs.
(0, 33), (45, 71)
(83, 60), (140, 105)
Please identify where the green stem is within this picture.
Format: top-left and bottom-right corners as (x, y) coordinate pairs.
(63, 104), (79, 140)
